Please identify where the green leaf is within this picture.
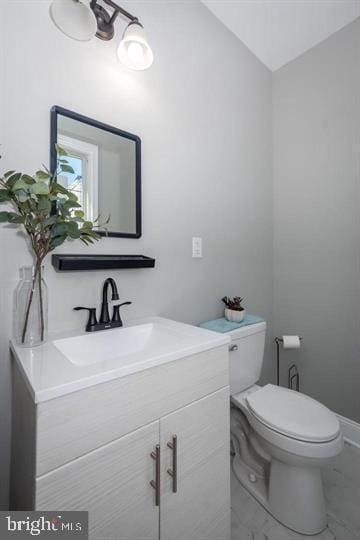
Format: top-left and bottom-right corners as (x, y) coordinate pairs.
(51, 223), (68, 237)
(74, 210), (84, 218)
(37, 196), (51, 213)
(8, 212), (25, 223)
(67, 192), (78, 202)
(50, 235), (66, 249)
(64, 200), (81, 210)
(30, 182), (50, 195)
(60, 164), (75, 174)
(0, 190), (10, 203)
(80, 229), (100, 244)
(67, 221), (80, 239)
(0, 211), (24, 224)
(36, 170), (50, 180)
(15, 189), (28, 203)
(43, 215), (58, 228)
(55, 144), (68, 157)
(21, 174), (35, 184)
(82, 221), (93, 230)
(80, 236), (94, 245)
(4, 170), (16, 178)
(13, 179), (29, 191)
(19, 200), (31, 213)
(6, 172), (22, 187)
(52, 182), (70, 195)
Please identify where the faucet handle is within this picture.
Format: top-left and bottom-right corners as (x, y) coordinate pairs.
(112, 301), (132, 325)
(74, 306), (98, 329)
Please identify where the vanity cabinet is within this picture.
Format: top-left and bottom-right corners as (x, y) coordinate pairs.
(11, 344), (230, 540)
(160, 388), (230, 540)
(37, 421), (160, 540)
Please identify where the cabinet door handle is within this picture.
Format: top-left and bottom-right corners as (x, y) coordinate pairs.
(150, 444), (160, 506)
(167, 435), (178, 493)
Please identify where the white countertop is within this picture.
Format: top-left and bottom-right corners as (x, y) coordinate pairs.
(11, 317), (230, 403)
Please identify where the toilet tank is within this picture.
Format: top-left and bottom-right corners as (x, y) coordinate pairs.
(228, 321), (266, 395)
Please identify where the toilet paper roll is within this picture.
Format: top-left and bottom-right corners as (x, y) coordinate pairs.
(282, 335), (301, 349)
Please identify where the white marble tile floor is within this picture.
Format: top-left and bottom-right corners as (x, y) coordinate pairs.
(231, 441), (360, 540)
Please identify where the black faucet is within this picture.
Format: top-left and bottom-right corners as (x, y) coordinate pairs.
(100, 278), (119, 324)
(74, 278), (132, 332)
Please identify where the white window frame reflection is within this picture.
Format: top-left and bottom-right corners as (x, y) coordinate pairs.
(58, 134), (99, 222)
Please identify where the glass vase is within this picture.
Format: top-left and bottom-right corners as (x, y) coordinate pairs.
(13, 265), (48, 347)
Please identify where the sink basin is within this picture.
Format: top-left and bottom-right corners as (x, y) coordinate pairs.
(11, 317), (230, 402)
(54, 323), (154, 366)
(54, 322), (187, 366)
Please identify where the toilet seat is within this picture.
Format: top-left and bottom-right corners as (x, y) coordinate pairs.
(231, 385), (343, 461)
(245, 384), (340, 443)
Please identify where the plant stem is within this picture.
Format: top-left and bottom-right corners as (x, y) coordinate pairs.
(21, 264), (39, 344)
(38, 264), (44, 341)
(21, 259), (44, 343)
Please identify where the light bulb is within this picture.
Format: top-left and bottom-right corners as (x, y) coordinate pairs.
(117, 21), (153, 71)
(127, 42), (145, 66)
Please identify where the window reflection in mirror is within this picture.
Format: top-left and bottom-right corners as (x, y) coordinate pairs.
(51, 107), (141, 238)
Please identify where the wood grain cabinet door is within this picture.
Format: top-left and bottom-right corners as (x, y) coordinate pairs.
(36, 421), (160, 540)
(159, 387), (231, 540)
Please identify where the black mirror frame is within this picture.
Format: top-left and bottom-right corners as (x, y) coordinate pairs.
(50, 105), (142, 238)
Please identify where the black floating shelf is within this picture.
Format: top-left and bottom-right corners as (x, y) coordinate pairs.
(52, 254), (156, 272)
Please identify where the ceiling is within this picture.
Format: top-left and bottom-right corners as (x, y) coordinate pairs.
(201, 0), (360, 71)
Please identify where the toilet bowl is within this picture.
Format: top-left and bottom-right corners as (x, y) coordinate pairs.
(228, 322), (343, 535)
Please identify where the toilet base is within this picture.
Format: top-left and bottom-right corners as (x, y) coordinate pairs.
(232, 452), (268, 507)
(232, 453), (327, 536)
(268, 458), (327, 535)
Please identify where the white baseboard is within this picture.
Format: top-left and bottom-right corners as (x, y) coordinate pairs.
(337, 414), (360, 449)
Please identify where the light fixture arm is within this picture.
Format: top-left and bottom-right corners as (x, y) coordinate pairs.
(89, 0), (142, 40)
(102, 0), (138, 23)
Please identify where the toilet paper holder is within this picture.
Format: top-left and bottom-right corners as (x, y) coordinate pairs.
(288, 364), (300, 392)
(274, 336), (302, 390)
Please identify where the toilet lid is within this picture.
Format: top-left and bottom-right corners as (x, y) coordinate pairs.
(246, 384), (340, 443)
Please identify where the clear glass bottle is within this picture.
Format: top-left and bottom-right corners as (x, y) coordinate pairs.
(13, 265), (48, 347)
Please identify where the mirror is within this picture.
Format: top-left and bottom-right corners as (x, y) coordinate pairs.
(50, 106), (141, 238)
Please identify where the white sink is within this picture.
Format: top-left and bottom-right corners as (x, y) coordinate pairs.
(11, 317), (230, 402)
(54, 321), (197, 367)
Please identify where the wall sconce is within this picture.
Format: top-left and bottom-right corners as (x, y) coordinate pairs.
(50, 0), (154, 71)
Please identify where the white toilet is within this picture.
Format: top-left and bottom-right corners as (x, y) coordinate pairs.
(229, 321), (343, 536)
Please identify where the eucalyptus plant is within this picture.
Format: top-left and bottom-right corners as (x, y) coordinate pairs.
(0, 146), (103, 343)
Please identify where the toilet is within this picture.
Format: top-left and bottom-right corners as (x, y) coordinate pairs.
(229, 321), (343, 536)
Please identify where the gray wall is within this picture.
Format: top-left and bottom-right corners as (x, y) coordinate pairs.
(0, 0), (273, 509)
(100, 149), (128, 232)
(273, 18), (360, 421)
